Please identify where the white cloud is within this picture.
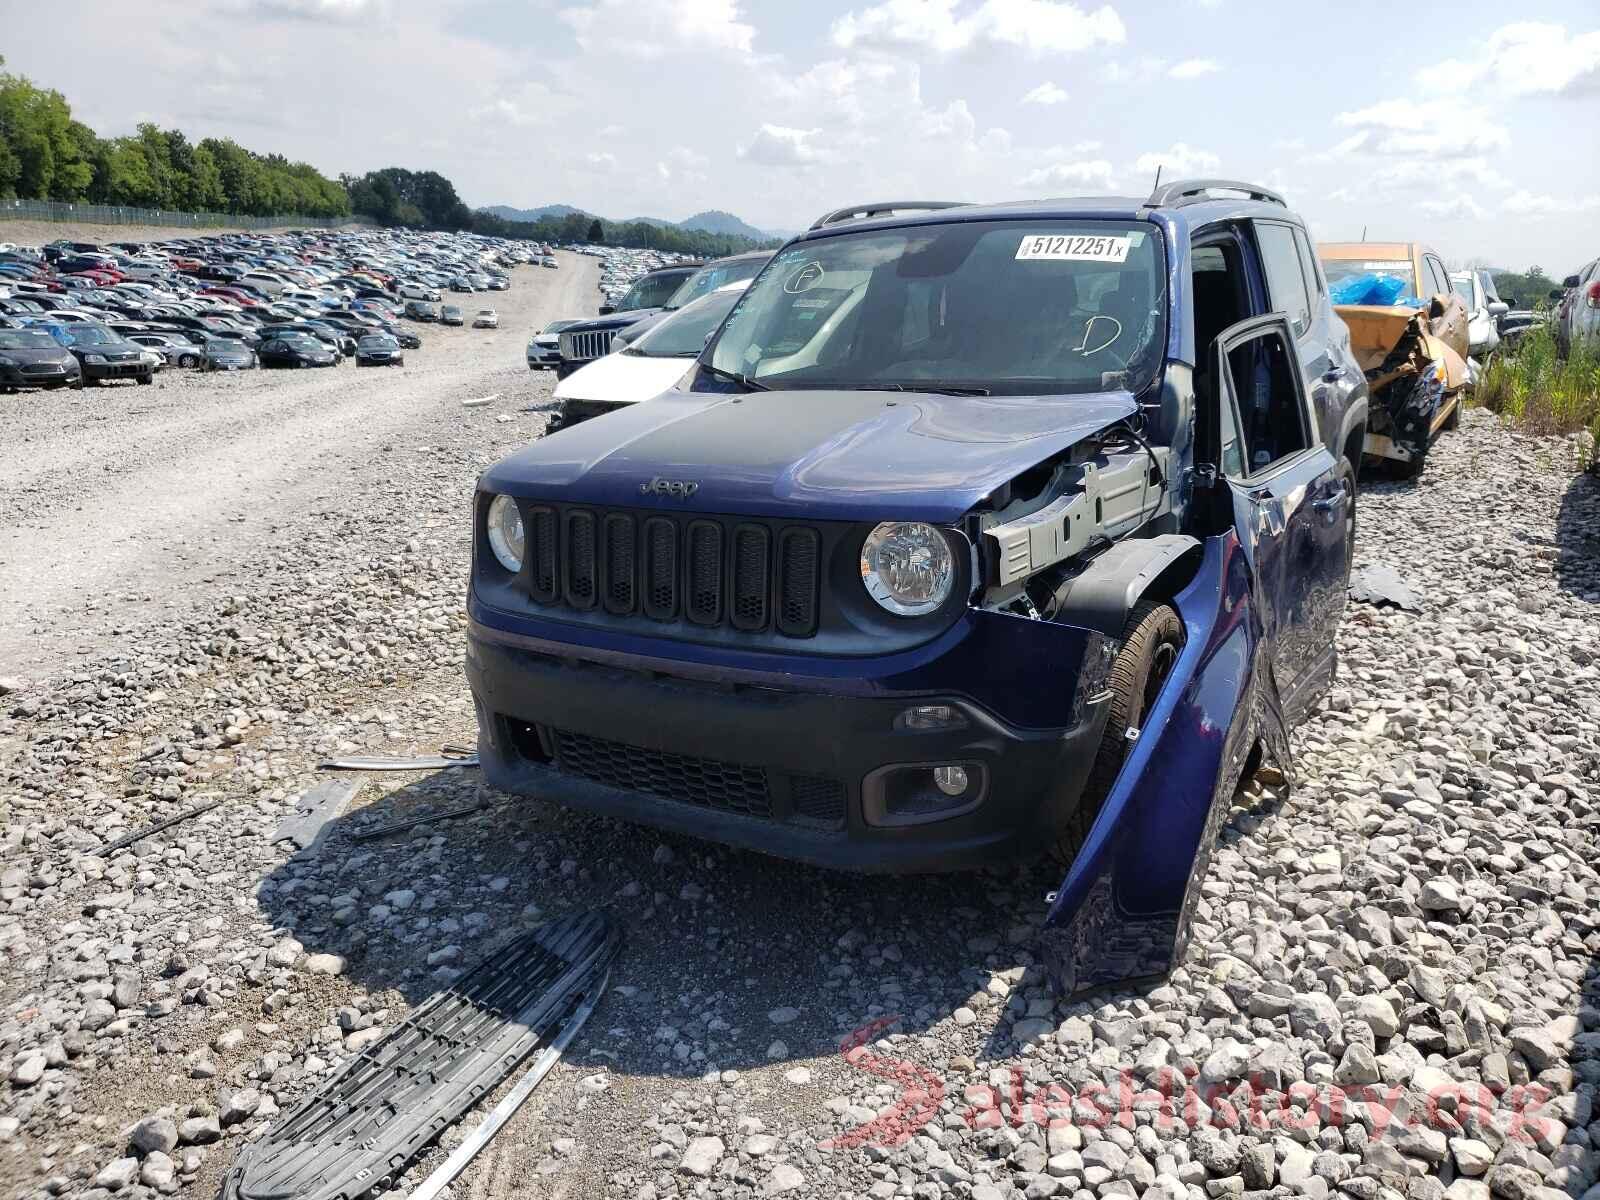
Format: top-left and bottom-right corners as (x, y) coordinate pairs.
(1334, 100), (1509, 159)
(1419, 196), (1489, 221)
(1018, 158), (1117, 191)
(585, 152), (618, 170)
(1417, 22), (1600, 98)
(1167, 58), (1219, 80)
(1503, 191), (1600, 216)
(1133, 143), (1220, 175)
(229, 0), (382, 20)
(560, 0), (755, 58)
(772, 58), (919, 126)
(831, 0), (1125, 57)
(739, 124), (823, 167)
(1022, 82), (1069, 105)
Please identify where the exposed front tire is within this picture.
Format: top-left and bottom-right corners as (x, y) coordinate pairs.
(137, 373), (153, 385)
(1049, 600), (1184, 867)
(179, 354), (198, 368)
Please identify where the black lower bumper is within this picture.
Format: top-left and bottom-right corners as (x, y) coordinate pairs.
(1, 366), (79, 388)
(465, 627), (1104, 872)
(82, 361), (150, 382)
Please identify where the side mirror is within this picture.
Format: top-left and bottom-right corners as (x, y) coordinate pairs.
(1488, 301), (1509, 316)
(598, 305), (614, 316)
(1562, 275), (1581, 288)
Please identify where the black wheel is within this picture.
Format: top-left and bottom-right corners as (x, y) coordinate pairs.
(137, 373), (153, 385)
(1050, 600), (1184, 866)
(179, 354), (198, 368)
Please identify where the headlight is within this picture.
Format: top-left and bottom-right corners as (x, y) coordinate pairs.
(860, 522), (955, 616)
(84, 353), (106, 364)
(0, 356), (16, 367)
(485, 494), (524, 573)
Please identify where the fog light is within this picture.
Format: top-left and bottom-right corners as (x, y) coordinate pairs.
(933, 765), (968, 796)
(894, 704), (966, 732)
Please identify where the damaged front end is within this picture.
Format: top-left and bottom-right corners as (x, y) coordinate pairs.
(1337, 304), (1467, 468)
(1037, 531), (1292, 997)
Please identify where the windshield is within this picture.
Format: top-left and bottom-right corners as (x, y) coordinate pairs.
(65, 326), (119, 346)
(1320, 257), (1418, 300)
(707, 221), (1168, 395)
(0, 330), (59, 349)
(616, 271), (687, 311)
(630, 287), (746, 357)
(1450, 276), (1475, 306)
(665, 257), (769, 310)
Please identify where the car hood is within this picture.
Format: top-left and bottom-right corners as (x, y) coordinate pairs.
(1, 346), (75, 366)
(561, 309), (661, 335)
(481, 385), (1140, 524)
(552, 352), (693, 406)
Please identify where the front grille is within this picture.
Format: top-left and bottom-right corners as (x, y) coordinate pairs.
(788, 774), (847, 827)
(552, 728), (771, 817)
(515, 504), (821, 639)
(560, 329), (614, 363)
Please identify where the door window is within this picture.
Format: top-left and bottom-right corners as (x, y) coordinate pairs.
(1254, 223), (1311, 338)
(1224, 327), (1311, 474)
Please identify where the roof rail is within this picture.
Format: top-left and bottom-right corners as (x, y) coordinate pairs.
(808, 201), (969, 231)
(1145, 179), (1286, 208)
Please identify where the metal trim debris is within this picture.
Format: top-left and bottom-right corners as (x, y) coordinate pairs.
(90, 799), (223, 857)
(272, 779), (361, 852)
(318, 753), (479, 771)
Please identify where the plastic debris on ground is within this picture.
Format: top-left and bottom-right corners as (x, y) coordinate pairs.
(1349, 562), (1423, 611)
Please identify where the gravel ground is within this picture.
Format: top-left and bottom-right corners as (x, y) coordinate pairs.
(1, 362), (1597, 1200)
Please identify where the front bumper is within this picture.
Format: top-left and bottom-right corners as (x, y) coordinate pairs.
(1, 363), (80, 387)
(81, 359), (150, 381)
(466, 626), (1105, 873)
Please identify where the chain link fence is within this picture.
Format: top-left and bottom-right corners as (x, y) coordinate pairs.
(0, 198), (375, 231)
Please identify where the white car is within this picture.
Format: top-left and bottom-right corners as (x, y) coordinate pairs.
(472, 308), (499, 329)
(549, 282), (748, 431)
(1449, 270), (1507, 359)
(400, 281), (442, 302)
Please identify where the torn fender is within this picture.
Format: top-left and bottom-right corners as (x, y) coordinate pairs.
(1038, 530), (1290, 997)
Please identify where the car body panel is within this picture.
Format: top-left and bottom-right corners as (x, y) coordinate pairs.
(552, 351), (692, 407)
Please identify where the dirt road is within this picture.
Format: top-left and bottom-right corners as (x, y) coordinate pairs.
(0, 252), (598, 683)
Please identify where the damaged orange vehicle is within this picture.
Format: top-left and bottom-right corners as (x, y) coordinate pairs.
(1317, 242), (1469, 478)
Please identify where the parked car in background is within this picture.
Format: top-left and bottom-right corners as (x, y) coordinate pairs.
(355, 333), (404, 366)
(440, 304), (464, 326)
(203, 337), (258, 372)
(1449, 270), (1507, 359)
(1496, 307), (1545, 353)
(0, 327), (82, 390)
(1318, 241), (1469, 476)
(53, 323), (155, 385)
(552, 262), (703, 378)
(450, 277), (475, 293)
(127, 331), (203, 368)
(379, 325), (422, 350)
(400, 282), (442, 302)
(405, 299), (440, 321)
(610, 250), (774, 350)
(549, 282), (751, 431)
(473, 308), (499, 329)
(468, 182), (1365, 998)
(1554, 257), (1599, 357)
(258, 333), (339, 369)
(527, 319), (579, 370)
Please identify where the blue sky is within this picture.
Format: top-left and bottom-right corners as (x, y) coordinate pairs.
(5, 0), (1597, 272)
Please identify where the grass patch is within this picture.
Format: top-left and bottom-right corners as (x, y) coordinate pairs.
(1475, 327), (1600, 462)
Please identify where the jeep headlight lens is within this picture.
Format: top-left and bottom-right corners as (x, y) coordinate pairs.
(860, 522), (954, 616)
(84, 353), (107, 364)
(485, 494), (524, 573)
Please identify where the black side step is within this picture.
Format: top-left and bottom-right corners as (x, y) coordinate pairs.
(220, 910), (619, 1200)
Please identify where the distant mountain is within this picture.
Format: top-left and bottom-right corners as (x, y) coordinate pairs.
(483, 203), (782, 242)
(678, 210), (770, 241)
(482, 203), (593, 223)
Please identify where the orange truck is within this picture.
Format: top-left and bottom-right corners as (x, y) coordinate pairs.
(1317, 242), (1470, 477)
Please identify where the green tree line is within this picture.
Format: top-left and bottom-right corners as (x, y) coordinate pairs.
(0, 60), (349, 218)
(2, 58), (774, 254)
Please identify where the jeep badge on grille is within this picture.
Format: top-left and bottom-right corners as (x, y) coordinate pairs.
(640, 477), (700, 499)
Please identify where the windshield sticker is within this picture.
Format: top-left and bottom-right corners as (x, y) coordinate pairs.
(783, 262), (825, 293)
(1362, 261), (1413, 271)
(1016, 234), (1130, 263)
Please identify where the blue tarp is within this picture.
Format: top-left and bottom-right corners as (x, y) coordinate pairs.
(1329, 273), (1410, 306)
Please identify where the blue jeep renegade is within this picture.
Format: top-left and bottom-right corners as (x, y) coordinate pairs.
(467, 181), (1368, 994)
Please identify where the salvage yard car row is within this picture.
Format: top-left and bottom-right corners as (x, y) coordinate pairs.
(0, 226), (538, 392)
